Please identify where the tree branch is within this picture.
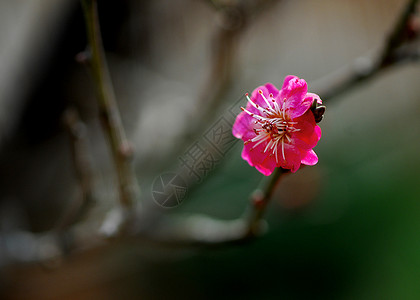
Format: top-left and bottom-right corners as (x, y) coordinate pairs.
(135, 168), (288, 247)
(315, 0), (419, 102)
(57, 108), (95, 231)
(80, 0), (139, 209)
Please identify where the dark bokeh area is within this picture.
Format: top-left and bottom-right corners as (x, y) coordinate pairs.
(1, 0), (420, 299)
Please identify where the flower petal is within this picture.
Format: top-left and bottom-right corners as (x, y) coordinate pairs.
(264, 82), (280, 99)
(281, 75), (298, 90)
(300, 149), (318, 166)
(232, 111), (255, 140)
(292, 111), (321, 148)
(279, 76), (308, 118)
(241, 140), (276, 176)
(306, 92), (322, 104)
(255, 161), (276, 176)
(281, 142), (303, 172)
(248, 83), (281, 112)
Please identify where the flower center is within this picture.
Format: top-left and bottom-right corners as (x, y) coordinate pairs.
(241, 90), (300, 163)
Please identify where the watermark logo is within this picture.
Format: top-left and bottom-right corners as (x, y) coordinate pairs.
(151, 94), (246, 208)
(151, 172), (187, 208)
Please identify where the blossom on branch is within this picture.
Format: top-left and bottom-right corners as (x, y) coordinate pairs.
(232, 75), (323, 176)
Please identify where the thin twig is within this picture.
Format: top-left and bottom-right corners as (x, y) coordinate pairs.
(134, 168), (288, 246)
(245, 168), (287, 238)
(80, 0), (139, 209)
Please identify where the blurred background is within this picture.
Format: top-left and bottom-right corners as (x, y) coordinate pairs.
(1, 0), (420, 299)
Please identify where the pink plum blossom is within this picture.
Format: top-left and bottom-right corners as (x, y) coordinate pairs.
(232, 75), (323, 176)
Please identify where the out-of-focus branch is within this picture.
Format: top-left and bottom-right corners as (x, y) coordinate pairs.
(198, 0), (281, 123)
(315, 0), (419, 101)
(245, 167), (287, 237)
(136, 168), (288, 246)
(80, 0), (139, 210)
(0, 109), (100, 268)
(57, 108), (95, 231)
(156, 0), (281, 171)
(379, 0), (419, 67)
